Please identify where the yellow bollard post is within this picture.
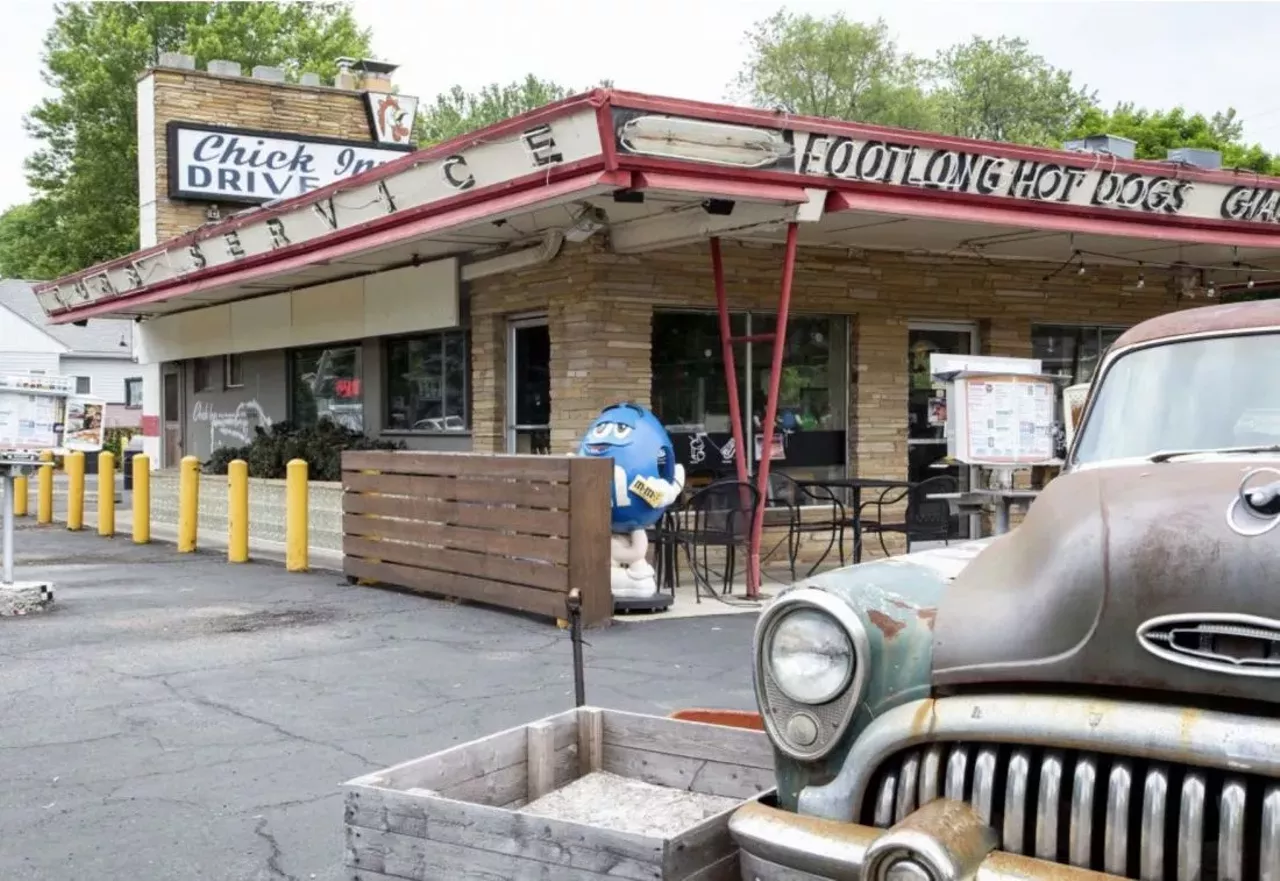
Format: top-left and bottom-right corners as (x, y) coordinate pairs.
(132, 454), (150, 544)
(37, 451), (53, 525)
(286, 458), (308, 572)
(178, 455), (199, 552)
(228, 459), (249, 563)
(12, 474), (27, 517)
(66, 450), (85, 531)
(97, 451), (115, 537)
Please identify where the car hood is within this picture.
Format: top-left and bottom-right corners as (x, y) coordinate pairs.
(933, 460), (1280, 705)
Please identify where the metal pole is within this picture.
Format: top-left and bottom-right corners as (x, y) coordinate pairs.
(711, 237), (751, 489)
(748, 222), (800, 599)
(567, 589), (586, 708)
(3, 468), (15, 585)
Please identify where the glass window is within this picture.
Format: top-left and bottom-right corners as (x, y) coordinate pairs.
(224, 354), (244, 388)
(1032, 324), (1128, 458)
(74, 376), (91, 394)
(1073, 332), (1280, 466)
(385, 331), (468, 432)
(192, 357), (217, 392)
(290, 345), (363, 432)
(651, 310), (848, 490)
(125, 377), (143, 408)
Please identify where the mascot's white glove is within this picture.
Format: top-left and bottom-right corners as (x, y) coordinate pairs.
(640, 463), (685, 509)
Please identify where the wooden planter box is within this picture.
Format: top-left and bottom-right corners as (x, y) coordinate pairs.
(343, 706), (776, 880)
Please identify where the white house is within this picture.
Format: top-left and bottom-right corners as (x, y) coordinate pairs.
(0, 279), (143, 428)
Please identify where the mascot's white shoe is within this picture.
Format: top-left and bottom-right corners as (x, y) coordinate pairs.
(609, 529), (660, 599)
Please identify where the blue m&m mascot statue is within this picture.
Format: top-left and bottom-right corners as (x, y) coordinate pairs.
(575, 402), (685, 608)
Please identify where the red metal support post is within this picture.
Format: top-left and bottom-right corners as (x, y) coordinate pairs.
(747, 222), (800, 598)
(711, 238), (750, 489)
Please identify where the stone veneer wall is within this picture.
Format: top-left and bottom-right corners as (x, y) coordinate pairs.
(150, 471), (344, 554)
(469, 236), (1189, 486)
(147, 68), (373, 243)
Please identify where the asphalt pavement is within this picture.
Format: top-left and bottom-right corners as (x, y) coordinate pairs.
(0, 522), (759, 881)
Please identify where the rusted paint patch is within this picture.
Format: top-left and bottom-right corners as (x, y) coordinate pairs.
(868, 609), (905, 639)
(917, 608), (937, 629)
(909, 698), (937, 736)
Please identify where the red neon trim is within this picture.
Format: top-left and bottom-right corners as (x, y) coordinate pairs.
(50, 170), (630, 324)
(603, 89), (1280, 190)
(747, 222), (799, 599)
(711, 237), (750, 491)
(729, 334), (776, 345)
(631, 172), (809, 204)
(827, 190), (1280, 249)
(595, 98), (620, 173)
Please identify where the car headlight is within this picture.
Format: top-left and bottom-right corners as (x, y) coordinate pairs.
(767, 606), (854, 705)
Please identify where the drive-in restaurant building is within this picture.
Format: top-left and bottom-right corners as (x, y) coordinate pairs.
(31, 56), (1280, 514)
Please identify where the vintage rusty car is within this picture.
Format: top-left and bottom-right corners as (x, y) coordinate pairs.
(729, 299), (1280, 880)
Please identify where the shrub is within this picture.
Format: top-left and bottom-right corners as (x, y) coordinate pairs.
(201, 418), (403, 481)
(103, 427), (137, 467)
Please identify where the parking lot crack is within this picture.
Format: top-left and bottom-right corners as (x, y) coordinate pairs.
(253, 817), (299, 881)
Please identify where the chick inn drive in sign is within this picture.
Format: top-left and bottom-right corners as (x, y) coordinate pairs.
(168, 122), (413, 204)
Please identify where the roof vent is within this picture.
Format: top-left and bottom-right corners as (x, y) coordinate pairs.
(1063, 134), (1136, 160)
(1167, 147), (1222, 171)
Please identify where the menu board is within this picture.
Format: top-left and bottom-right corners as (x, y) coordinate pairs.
(0, 374), (105, 457)
(0, 389), (62, 452)
(948, 372), (1057, 465)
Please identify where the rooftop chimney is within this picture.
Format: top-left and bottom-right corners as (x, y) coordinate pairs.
(1063, 134), (1137, 161)
(352, 58), (399, 92)
(334, 57), (358, 90)
(1166, 147), (1222, 171)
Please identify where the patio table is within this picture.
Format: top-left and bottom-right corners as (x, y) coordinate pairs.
(797, 477), (913, 563)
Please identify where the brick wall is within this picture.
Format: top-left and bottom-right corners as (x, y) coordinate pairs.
(147, 68), (372, 242)
(470, 237), (1189, 483)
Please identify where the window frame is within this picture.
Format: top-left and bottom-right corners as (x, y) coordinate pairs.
(124, 377), (143, 409)
(74, 375), (92, 395)
(650, 308), (852, 494)
(286, 341), (366, 432)
(224, 353), (244, 389)
(192, 357), (218, 392)
(1031, 323), (1130, 386)
(382, 328), (471, 434)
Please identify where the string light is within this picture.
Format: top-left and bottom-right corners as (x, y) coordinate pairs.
(1249, 275), (1256, 289)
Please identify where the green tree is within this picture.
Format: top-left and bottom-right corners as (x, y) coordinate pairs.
(3, 1), (371, 280)
(414, 75), (611, 146)
(1067, 104), (1276, 173)
(929, 36), (1096, 145)
(731, 11), (937, 131)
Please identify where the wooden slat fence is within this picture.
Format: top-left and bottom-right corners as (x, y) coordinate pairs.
(341, 452), (612, 626)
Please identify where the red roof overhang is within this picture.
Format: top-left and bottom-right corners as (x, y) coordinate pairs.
(826, 190), (1280, 250)
(37, 87), (1280, 323)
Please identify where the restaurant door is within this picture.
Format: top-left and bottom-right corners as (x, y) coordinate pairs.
(162, 366), (183, 467)
(506, 316), (551, 454)
(907, 322), (978, 539)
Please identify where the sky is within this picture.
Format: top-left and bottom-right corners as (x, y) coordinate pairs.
(1, 0), (1278, 212)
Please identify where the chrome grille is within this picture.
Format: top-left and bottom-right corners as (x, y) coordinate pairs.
(861, 742), (1280, 880)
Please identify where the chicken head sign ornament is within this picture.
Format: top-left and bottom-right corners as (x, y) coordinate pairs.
(576, 403), (685, 607)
